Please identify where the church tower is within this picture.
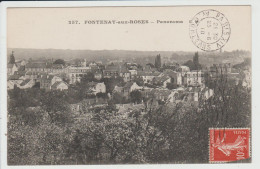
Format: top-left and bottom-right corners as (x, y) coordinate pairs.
(9, 51), (15, 64)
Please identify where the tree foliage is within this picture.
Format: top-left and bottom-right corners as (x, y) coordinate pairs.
(102, 77), (124, 94)
(130, 90), (143, 104)
(8, 71), (251, 164)
(53, 59), (65, 65)
(166, 83), (178, 90)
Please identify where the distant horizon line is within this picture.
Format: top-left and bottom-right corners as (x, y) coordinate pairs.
(7, 47), (251, 53)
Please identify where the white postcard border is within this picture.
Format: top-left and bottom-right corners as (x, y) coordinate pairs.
(1, 1), (260, 169)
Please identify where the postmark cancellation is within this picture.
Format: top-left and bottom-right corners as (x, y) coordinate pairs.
(189, 9), (231, 51)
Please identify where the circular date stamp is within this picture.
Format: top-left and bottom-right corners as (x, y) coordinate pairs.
(189, 9), (231, 51)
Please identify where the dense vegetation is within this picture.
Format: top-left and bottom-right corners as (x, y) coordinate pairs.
(8, 75), (251, 165)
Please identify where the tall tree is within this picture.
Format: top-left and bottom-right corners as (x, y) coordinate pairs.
(193, 52), (201, 70)
(155, 54), (161, 69)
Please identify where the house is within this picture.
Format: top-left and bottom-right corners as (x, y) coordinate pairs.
(52, 64), (65, 74)
(68, 66), (92, 84)
(181, 87), (213, 102)
(128, 64), (138, 70)
(144, 63), (155, 71)
(15, 60), (28, 68)
(148, 89), (172, 102)
(227, 72), (241, 85)
(201, 88), (214, 100)
(88, 82), (106, 95)
(19, 79), (35, 89)
(71, 97), (108, 113)
(129, 69), (137, 78)
(171, 71), (182, 86)
(116, 103), (145, 118)
(7, 80), (23, 90)
(163, 70), (182, 86)
(17, 65), (26, 72)
(8, 74), (25, 81)
(93, 70), (103, 80)
(152, 75), (171, 88)
(13, 71), (26, 79)
(7, 64), (18, 76)
(137, 71), (161, 84)
(122, 82), (142, 98)
(211, 63), (232, 74)
(20, 60), (27, 66)
(25, 62), (51, 72)
(141, 87), (154, 98)
(183, 70), (204, 87)
(7, 81), (14, 90)
(103, 65), (120, 78)
(70, 98), (96, 112)
(51, 81), (69, 91)
(39, 75), (63, 90)
(25, 72), (47, 81)
(25, 62), (68, 74)
(242, 70), (251, 88)
(183, 92), (199, 102)
(113, 85), (124, 93)
(178, 66), (190, 76)
(80, 59), (88, 67)
(113, 82), (143, 98)
(168, 91), (180, 103)
(119, 68), (131, 82)
(178, 65), (190, 72)
(89, 62), (99, 70)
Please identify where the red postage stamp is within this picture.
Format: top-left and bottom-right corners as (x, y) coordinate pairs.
(209, 128), (250, 163)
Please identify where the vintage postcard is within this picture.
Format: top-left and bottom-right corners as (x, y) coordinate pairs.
(0, 2), (255, 168)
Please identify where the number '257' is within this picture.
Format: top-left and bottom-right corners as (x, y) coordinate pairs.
(68, 20), (80, 24)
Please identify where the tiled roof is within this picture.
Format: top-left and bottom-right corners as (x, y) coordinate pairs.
(52, 64), (64, 69)
(14, 71), (26, 76)
(8, 74), (22, 80)
(187, 87), (200, 93)
(153, 75), (170, 83)
(123, 82), (134, 89)
(93, 70), (102, 74)
(180, 66), (190, 69)
(20, 79), (31, 86)
(88, 61), (98, 65)
(40, 75), (55, 80)
(137, 71), (161, 76)
(25, 62), (53, 68)
(88, 81), (98, 87)
(119, 67), (130, 73)
(104, 65), (120, 71)
(151, 89), (172, 97)
(163, 69), (179, 78)
(51, 81), (68, 89)
(163, 69), (175, 74)
(25, 71), (47, 76)
(18, 66), (25, 71)
(113, 86), (124, 93)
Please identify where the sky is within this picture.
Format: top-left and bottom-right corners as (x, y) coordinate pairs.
(7, 6), (251, 51)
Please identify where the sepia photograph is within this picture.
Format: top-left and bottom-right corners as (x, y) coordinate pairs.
(4, 5), (252, 165)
